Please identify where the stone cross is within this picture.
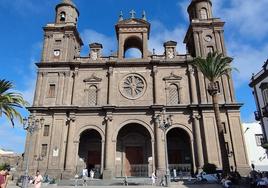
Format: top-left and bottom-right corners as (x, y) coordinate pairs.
(130, 10), (136, 18)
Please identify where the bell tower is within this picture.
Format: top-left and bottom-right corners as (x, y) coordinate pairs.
(115, 10), (150, 59)
(184, 0), (226, 57)
(41, 0), (83, 62)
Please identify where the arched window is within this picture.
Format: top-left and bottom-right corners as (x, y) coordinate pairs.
(123, 36), (143, 59)
(60, 12), (66, 22)
(124, 48), (142, 58)
(88, 85), (97, 106)
(200, 8), (208, 19)
(168, 84), (180, 105)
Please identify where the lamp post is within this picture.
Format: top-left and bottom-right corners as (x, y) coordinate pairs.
(22, 115), (44, 188)
(156, 108), (173, 187)
(35, 155), (44, 170)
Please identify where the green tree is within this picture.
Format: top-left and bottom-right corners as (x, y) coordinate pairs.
(0, 79), (29, 127)
(192, 52), (236, 175)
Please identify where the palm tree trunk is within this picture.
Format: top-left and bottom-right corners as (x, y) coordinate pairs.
(211, 93), (230, 175)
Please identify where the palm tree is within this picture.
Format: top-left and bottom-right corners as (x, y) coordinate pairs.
(0, 79), (29, 127)
(192, 52), (235, 175)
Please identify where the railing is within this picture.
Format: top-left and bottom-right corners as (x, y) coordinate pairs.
(168, 164), (192, 177)
(116, 164), (151, 177)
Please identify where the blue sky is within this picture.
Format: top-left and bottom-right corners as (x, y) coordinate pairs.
(0, 0), (268, 153)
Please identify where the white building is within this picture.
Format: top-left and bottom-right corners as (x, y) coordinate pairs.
(249, 59), (268, 144)
(243, 122), (268, 171)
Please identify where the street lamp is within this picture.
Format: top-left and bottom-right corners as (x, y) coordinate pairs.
(22, 115), (44, 188)
(156, 108), (173, 187)
(34, 155), (44, 170)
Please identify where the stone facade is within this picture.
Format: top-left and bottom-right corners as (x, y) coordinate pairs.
(23, 0), (249, 179)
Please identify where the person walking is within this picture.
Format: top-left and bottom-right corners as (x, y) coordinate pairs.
(151, 172), (157, 186)
(33, 170), (43, 188)
(0, 166), (10, 188)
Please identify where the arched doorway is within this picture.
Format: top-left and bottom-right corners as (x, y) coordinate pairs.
(116, 123), (152, 177)
(167, 128), (193, 177)
(78, 129), (102, 178)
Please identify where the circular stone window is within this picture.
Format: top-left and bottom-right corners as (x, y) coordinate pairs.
(119, 74), (146, 100)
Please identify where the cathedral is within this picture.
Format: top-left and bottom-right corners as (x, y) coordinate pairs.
(24, 0), (249, 179)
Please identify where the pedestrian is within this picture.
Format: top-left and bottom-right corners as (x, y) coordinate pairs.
(82, 168), (88, 186)
(90, 169), (94, 180)
(0, 166), (10, 188)
(151, 172), (157, 186)
(33, 170), (43, 188)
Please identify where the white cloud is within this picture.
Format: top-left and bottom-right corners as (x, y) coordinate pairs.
(229, 42), (268, 87)
(0, 118), (26, 153)
(80, 29), (116, 56)
(149, 20), (187, 55)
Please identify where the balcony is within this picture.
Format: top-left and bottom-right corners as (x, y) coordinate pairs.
(262, 105), (268, 117)
(254, 111), (261, 121)
(261, 138), (268, 149)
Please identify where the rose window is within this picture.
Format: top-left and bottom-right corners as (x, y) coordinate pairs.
(120, 74), (146, 100)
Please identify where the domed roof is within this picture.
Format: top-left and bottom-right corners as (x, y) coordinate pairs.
(55, 0), (79, 15)
(61, 0), (76, 7)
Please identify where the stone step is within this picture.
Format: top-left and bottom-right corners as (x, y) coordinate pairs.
(58, 178), (152, 186)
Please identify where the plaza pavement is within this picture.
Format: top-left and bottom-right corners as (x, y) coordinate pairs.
(7, 183), (249, 188)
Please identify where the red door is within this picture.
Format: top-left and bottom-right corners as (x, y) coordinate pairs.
(87, 151), (101, 169)
(168, 149), (181, 164)
(125, 147), (143, 176)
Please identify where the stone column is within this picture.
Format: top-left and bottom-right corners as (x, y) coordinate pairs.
(142, 32), (148, 58)
(56, 72), (65, 105)
(39, 72), (48, 106)
(193, 32), (201, 56)
(107, 67), (114, 105)
(33, 72), (43, 106)
(65, 114), (76, 171)
(101, 140), (105, 175)
(188, 66), (198, 104)
(192, 113), (204, 171)
(153, 66), (159, 104)
(62, 72), (71, 105)
(154, 116), (166, 175)
(103, 115), (115, 179)
(151, 140), (155, 172)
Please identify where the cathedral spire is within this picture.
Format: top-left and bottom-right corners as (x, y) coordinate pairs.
(142, 10), (147, 21)
(119, 11), (124, 21)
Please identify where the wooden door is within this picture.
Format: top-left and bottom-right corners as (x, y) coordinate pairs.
(168, 149), (181, 164)
(125, 147), (143, 176)
(87, 150), (101, 169)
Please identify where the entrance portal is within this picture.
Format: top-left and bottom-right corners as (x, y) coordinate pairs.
(167, 128), (192, 177)
(116, 123), (152, 177)
(78, 129), (102, 178)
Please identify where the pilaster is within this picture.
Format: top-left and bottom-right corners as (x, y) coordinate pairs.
(103, 114), (115, 179)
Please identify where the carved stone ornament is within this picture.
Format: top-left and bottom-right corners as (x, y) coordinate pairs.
(163, 72), (182, 81)
(119, 74), (146, 100)
(83, 74), (102, 83)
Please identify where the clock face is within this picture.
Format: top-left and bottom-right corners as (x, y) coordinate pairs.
(204, 35), (212, 42)
(54, 50), (60, 57)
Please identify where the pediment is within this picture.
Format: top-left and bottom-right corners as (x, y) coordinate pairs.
(83, 74), (102, 83)
(163, 72), (182, 81)
(117, 18), (150, 27)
